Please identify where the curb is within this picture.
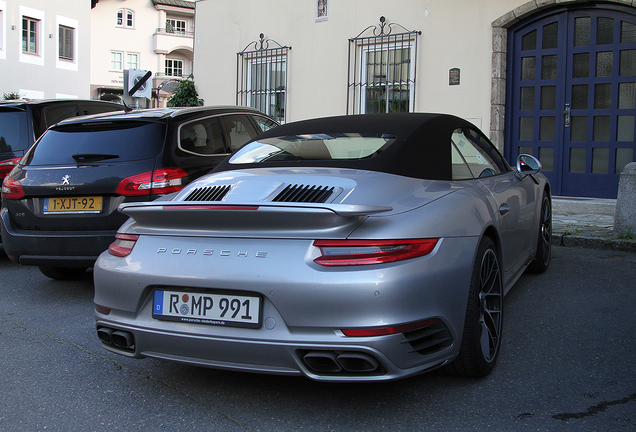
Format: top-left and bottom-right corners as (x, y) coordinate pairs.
(554, 234), (636, 252)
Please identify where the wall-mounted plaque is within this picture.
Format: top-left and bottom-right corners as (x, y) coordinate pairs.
(449, 68), (460, 86)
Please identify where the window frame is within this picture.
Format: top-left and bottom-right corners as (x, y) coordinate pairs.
(359, 41), (416, 114)
(347, 18), (421, 115)
(110, 50), (123, 71)
(126, 10), (134, 28)
(165, 58), (184, 77)
(1, 6), (5, 55)
(236, 35), (290, 124)
(126, 52), (139, 70)
(58, 25), (73, 60)
(245, 54), (287, 123)
(166, 18), (187, 34)
(116, 9), (134, 29)
(22, 16), (39, 55)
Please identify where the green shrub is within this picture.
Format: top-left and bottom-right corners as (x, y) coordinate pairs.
(167, 75), (204, 107)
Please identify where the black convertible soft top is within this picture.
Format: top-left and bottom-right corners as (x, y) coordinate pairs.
(213, 113), (478, 181)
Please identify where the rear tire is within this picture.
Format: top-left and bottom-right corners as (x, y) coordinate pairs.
(38, 266), (87, 280)
(527, 191), (552, 274)
(444, 237), (503, 377)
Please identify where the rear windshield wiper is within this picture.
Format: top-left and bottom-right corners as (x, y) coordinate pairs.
(72, 153), (119, 162)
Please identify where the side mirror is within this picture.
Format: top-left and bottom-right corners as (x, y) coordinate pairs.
(516, 154), (541, 183)
(517, 154), (541, 174)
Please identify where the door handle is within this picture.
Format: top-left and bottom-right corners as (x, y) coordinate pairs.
(499, 203), (510, 215)
(564, 103), (571, 128)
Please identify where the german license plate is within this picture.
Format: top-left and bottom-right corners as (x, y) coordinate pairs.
(43, 196), (103, 214)
(153, 290), (261, 328)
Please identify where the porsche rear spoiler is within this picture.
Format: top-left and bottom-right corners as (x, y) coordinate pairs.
(118, 201), (393, 238)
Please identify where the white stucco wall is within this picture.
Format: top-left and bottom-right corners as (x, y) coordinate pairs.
(90, 0), (195, 104)
(90, 0), (162, 94)
(192, 0), (537, 127)
(0, 0), (91, 99)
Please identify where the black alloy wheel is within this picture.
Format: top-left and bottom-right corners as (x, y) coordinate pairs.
(527, 191), (552, 274)
(444, 237), (503, 377)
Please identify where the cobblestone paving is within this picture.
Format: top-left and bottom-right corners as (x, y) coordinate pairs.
(551, 210), (636, 252)
(552, 214), (615, 238)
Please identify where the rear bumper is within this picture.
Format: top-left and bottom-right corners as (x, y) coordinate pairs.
(95, 314), (456, 382)
(0, 207), (116, 267)
(93, 235), (481, 381)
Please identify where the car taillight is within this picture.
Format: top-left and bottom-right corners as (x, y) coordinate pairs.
(342, 319), (441, 337)
(95, 305), (111, 315)
(313, 238), (439, 266)
(116, 168), (188, 196)
(1, 176), (25, 200)
(108, 233), (139, 257)
(0, 158), (20, 179)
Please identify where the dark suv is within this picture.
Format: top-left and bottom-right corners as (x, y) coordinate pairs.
(1, 106), (278, 279)
(0, 99), (124, 179)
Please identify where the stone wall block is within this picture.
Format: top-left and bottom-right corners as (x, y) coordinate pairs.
(614, 162), (636, 238)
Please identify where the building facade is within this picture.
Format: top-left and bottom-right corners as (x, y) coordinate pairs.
(0, 0), (91, 99)
(90, 0), (195, 107)
(193, 0), (636, 199)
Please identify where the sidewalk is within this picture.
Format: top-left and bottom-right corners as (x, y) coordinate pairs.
(552, 197), (636, 252)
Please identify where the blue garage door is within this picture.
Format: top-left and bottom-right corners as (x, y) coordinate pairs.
(507, 6), (636, 198)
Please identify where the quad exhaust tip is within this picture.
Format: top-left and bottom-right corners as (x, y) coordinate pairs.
(97, 326), (135, 351)
(97, 328), (382, 374)
(303, 351), (382, 374)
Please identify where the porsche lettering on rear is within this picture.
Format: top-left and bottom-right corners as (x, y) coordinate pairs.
(157, 248), (267, 258)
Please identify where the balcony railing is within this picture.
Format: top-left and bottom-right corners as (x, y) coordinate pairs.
(154, 29), (194, 55)
(155, 28), (194, 37)
(155, 71), (193, 80)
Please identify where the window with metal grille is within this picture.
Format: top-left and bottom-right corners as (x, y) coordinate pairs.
(165, 59), (183, 77)
(237, 34), (290, 123)
(22, 17), (39, 54)
(59, 25), (73, 60)
(347, 17), (420, 115)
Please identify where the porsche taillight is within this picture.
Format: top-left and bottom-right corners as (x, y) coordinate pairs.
(313, 238), (439, 266)
(116, 168), (188, 196)
(342, 319), (442, 337)
(108, 234), (139, 257)
(1, 175), (25, 200)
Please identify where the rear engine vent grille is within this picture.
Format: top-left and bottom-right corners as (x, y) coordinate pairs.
(273, 184), (335, 203)
(184, 185), (231, 202)
(402, 321), (453, 356)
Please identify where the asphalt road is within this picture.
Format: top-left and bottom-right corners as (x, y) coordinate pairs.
(1, 245), (635, 431)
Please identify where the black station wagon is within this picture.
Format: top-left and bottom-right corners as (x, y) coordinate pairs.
(1, 106), (278, 279)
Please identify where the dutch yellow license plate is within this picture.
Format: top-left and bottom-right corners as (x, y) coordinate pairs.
(43, 196), (103, 214)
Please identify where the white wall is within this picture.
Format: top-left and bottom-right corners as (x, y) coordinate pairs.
(90, 0), (195, 104)
(193, 0), (531, 127)
(0, 0), (91, 99)
(90, 0), (161, 94)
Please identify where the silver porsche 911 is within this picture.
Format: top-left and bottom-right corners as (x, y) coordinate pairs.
(93, 113), (552, 382)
